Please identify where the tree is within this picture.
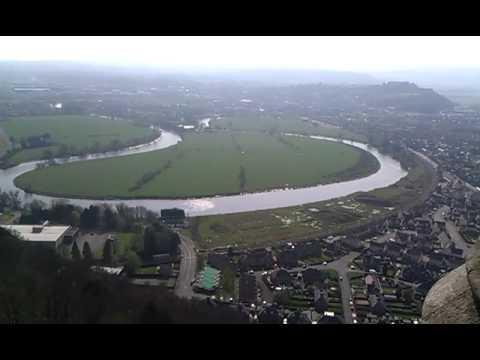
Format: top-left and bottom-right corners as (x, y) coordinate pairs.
(43, 149), (54, 160)
(238, 166), (247, 192)
(57, 144), (69, 158)
(8, 191), (21, 210)
(402, 286), (415, 305)
(82, 242), (93, 262)
(139, 300), (172, 324)
(102, 240), (114, 266)
(124, 251), (141, 276)
(143, 223), (180, 258)
(80, 205), (100, 229)
(71, 241), (81, 261)
(103, 206), (118, 231)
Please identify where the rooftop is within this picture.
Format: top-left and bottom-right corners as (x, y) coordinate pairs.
(197, 266), (221, 291)
(0, 224), (70, 243)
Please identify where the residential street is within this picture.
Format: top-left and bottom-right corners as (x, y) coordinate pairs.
(445, 220), (474, 258)
(174, 232), (197, 299)
(285, 251), (360, 324)
(433, 205), (474, 258)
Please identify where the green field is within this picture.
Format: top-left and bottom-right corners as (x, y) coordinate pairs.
(15, 131), (379, 199)
(212, 115), (366, 142)
(187, 153), (434, 250)
(0, 115), (156, 165)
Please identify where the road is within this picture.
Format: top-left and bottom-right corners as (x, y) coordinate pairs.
(174, 232), (197, 299)
(433, 205), (474, 259)
(284, 251), (360, 324)
(445, 220), (474, 259)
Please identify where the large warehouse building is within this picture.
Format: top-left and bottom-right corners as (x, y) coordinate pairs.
(0, 223), (73, 248)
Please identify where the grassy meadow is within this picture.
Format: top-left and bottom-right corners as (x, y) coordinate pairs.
(15, 131), (378, 199)
(212, 115), (366, 142)
(0, 115), (155, 165)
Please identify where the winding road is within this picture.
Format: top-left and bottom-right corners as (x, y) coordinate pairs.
(174, 231), (197, 299)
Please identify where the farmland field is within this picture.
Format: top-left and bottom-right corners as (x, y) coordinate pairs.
(0, 115), (156, 165)
(212, 115), (366, 142)
(15, 131), (379, 199)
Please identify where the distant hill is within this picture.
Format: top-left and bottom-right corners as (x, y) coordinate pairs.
(374, 69), (480, 91)
(0, 61), (195, 87)
(195, 69), (380, 85)
(0, 62), (380, 87)
(261, 81), (455, 113)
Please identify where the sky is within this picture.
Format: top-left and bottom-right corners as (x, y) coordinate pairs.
(0, 36), (479, 72)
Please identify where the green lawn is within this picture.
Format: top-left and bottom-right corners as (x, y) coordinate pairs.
(135, 266), (159, 275)
(0, 211), (14, 224)
(15, 131), (378, 199)
(189, 195), (385, 249)
(0, 115), (156, 165)
(212, 115), (366, 142)
(115, 232), (140, 260)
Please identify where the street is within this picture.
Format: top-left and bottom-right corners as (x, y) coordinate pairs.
(433, 205), (474, 258)
(174, 232), (197, 299)
(284, 251), (360, 323)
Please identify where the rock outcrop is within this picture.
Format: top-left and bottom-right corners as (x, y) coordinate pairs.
(422, 243), (480, 324)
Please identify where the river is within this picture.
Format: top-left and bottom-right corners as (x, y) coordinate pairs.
(0, 129), (407, 217)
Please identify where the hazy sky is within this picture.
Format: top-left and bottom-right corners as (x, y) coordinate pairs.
(0, 36), (479, 72)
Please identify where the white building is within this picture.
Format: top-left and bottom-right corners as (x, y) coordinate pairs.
(1, 223), (71, 248)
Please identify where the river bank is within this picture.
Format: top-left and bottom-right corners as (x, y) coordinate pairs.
(0, 129), (407, 217)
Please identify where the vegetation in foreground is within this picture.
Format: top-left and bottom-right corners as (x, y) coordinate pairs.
(0, 115), (156, 166)
(0, 227), (248, 324)
(15, 131), (379, 199)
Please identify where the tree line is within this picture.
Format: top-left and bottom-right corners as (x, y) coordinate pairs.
(0, 227), (248, 324)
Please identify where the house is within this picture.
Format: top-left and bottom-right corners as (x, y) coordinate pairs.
(160, 208), (186, 226)
(1, 223), (72, 248)
(438, 231), (452, 249)
(240, 248), (275, 271)
(91, 266), (125, 276)
(365, 274), (381, 295)
(397, 230), (417, 243)
(258, 304), (283, 324)
(239, 273), (258, 304)
(293, 241), (323, 259)
(144, 253), (176, 266)
(385, 241), (403, 259)
(62, 226), (79, 245)
(369, 295), (387, 316)
(276, 247), (298, 268)
(415, 217), (432, 234)
(341, 236), (363, 251)
(208, 252), (233, 271)
(270, 268), (292, 287)
(448, 243), (464, 257)
(313, 286), (329, 313)
(318, 312), (344, 324)
(427, 252), (450, 271)
(286, 310), (311, 324)
(157, 264), (174, 278)
(405, 247), (422, 264)
(302, 268), (327, 287)
(368, 241), (385, 256)
(363, 254), (384, 273)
